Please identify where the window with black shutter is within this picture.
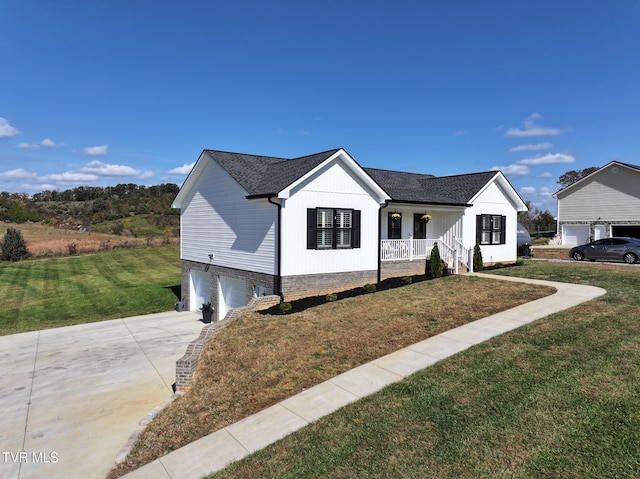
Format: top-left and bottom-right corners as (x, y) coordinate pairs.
(307, 208), (361, 249)
(476, 214), (506, 245)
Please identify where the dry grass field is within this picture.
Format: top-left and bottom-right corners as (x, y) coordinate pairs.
(0, 221), (177, 257)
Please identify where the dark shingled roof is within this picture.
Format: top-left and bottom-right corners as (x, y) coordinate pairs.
(205, 149), (498, 205)
(205, 149), (341, 197)
(365, 168), (497, 205)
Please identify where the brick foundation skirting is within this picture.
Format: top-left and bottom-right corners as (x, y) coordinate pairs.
(280, 270), (378, 301)
(380, 260), (426, 280)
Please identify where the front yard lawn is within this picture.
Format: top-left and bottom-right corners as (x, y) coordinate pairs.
(109, 273), (554, 478)
(207, 262), (640, 479)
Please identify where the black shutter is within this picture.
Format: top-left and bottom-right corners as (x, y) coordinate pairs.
(476, 215), (483, 244)
(501, 215), (506, 244)
(351, 210), (361, 248)
(307, 208), (317, 249)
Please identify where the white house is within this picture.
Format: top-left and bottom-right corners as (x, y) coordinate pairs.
(554, 161), (640, 245)
(172, 148), (527, 320)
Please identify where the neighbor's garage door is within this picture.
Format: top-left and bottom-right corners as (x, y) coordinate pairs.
(218, 276), (247, 321)
(612, 225), (640, 239)
(562, 225), (589, 246)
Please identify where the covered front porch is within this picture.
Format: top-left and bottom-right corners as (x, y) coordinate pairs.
(380, 237), (472, 275)
(379, 205), (473, 276)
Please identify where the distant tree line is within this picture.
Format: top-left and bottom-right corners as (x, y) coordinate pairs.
(518, 201), (556, 237)
(0, 183), (180, 226)
(30, 183), (179, 202)
(0, 192), (44, 223)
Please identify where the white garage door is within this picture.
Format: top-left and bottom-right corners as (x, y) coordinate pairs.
(218, 276), (247, 321)
(190, 270), (211, 311)
(562, 225), (589, 246)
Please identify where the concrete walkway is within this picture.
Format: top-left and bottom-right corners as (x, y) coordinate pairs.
(121, 275), (606, 479)
(0, 311), (204, 479)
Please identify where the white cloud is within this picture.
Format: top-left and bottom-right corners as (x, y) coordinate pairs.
(520, 186), (537, 195)
(536, 172), (554, 179)
(0, 168), (38, 181)
(508, 142), (553, 153)
(519, 153), (576, 165)
(0, 118), (21, 138)
(83, 144), (108, 156)
(44, 172), (99, 183)
(505, 113), (564, 137)
(79, 160), (153, 179)
(17, 142), (40, 150)
(169, 163), (195, 175)
(17, 138), (65, 149)
(40, 138), (64, 148)
(490, 164), (530, 177)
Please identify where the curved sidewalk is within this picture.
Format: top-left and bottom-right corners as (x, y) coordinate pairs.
(122, 275), (606, 479)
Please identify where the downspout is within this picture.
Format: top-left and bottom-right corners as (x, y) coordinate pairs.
(377, 201), (389, 283)
(267, 195), (283, 300)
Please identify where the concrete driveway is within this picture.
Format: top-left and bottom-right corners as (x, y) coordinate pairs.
(0, 311), (204, 479)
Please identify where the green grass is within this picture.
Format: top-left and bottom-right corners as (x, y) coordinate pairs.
(0, 244), (181, 335)
(208, 262), (640, 479)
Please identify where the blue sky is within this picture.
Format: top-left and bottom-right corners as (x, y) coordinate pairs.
(1, 1), (638, 214)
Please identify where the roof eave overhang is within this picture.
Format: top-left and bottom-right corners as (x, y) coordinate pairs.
(388, 199), (471, 208)
(469, 171), (528, 212)
(171, 150), (211, 209)
(554, 161), (640, 199)
(277, 149), (391, 203)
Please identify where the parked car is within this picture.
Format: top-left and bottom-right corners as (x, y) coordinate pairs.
(569, 237), (640, 264)
(517, 223), (532, 256)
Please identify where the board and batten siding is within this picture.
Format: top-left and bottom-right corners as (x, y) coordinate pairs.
(280, 159), (381, 277)
(557, 164), (640, 222)
(464, 180), (519, 263)
(180, 159), (277, 275)
(381, 205), (464, 247)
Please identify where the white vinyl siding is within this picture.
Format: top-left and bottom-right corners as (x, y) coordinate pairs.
(464, 181), (519, 263)
(281, 160), (380, 276)
(180, 157), (277, 274)
(557, 164), (640, 222)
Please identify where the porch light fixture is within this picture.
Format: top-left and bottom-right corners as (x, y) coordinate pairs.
(204, 253), (214, 272)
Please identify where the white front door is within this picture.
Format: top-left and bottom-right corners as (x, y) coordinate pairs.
(594, 225), (606, 240)
(218, 276), (247, 321)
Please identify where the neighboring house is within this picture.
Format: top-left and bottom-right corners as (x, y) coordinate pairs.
(172, 148), (527, 320)
(554, 161), (640, 246)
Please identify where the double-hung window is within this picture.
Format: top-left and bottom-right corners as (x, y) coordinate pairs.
(477, 214), (506, 245)
(307, 208), (361, 249)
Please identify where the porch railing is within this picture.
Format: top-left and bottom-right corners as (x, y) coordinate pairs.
(381, 237), (465, 274)
(454, 237), (472, 273)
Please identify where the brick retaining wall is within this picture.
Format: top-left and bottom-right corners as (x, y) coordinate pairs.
(175, 294), (280, 392)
